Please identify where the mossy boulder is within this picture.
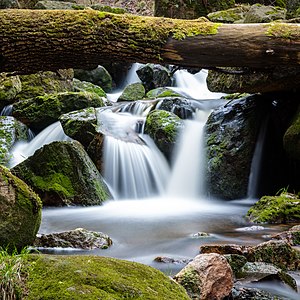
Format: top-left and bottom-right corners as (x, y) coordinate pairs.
(16, 70), (73, 101)
(246, 192), (300, 224)
(244, 4), (286, 23)
(136, 64), (172, 92)
(0, 166), (42, 250)
(271, 225), (300, 246)
(144, 109), (183, 160)
(146, 87), (184, 99)
(34, 0), (77, 9)
(23, 254), (189, 299)
(74, 66), (113, 92)
(207, 5), (250, 23)
(0, 116), (28, 165)
(12, 91), (105, 132)
(205, 95), (266, 200)
(12, 140), (111, 206)
(59, 107), (98, 148)
(0, 73), (22, 107)
(73, 78), (106, 98)
(283, 107), (300, 160)
(224, 254), (247, 276)
(117, 82), (145, 102)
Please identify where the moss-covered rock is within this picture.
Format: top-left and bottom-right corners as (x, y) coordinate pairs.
(0, 73), (21, 107)
(207, 5), (250, 23)
(0, 116), (28, 165)
(146, 87), (184, 99)
(271, 224), (300, 246)
(246, 192), (300, 224)
(23, 254), (189, 299)
(34, 0), (77, 10)
(12, 140), (111, 206)
(12, 91), (105, 132)
(224, 254), (247, 276)
(74, 66), (113, 92)
(144, 109), (183, 160)
(0, 166), (42, 250)
(59, 107), (97, 148)
(117, 82), (145, 102)
(16, 70), (73, 101)
(244, 4), (286, 23)
(73, 78), (106, 98)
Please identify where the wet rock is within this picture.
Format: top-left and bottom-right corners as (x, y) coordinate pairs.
(0, 166), (42, 250)
(146, 87), (184, 99)
(117, 82), (145, 102)
(205, 95), (267, 199)
(200, 244), (250, 256)
(74, 66), (113, 92)
(0, 0), (18, 8)
(144, 109), (183, 160)
(60, 107), (98, 148)
(12, 91), (105, 132)
(174, 253), (233, 300)
(34, 228), (112, 250)
(271, 225), (300, 246)
(0, 73), (21, 107)
(72, 78), (106, 98)
(136, 64), (171, 92)
(154, 256), (192, 265)
(224, 254), (247, 276)
(237, 262), (297, 291)
(191, 232), (211, 238)
(247, 240), (300, 271)
(246, 192), (300, 224)
(12, 140), (111, 206)
(244, 4), (286, 23)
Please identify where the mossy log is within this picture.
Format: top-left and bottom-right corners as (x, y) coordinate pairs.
(0, 9), (300, 74)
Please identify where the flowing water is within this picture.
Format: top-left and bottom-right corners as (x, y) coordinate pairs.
(9, 64), (299, 297)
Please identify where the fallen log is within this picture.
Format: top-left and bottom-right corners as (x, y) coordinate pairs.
(0, 9), (299, 74)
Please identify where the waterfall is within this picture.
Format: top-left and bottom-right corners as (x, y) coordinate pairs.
(0, 104), (13, 116)
(166, 110), (210, 198)
(9, 122), (70, 167)
(247, 117), (269, 198)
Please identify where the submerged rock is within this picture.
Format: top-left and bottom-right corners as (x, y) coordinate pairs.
(23, 254), (190, 299)
(12, 141), (111, 206)
(12, 91), (105, 132)
(246, 192), (300, 224)
(144, 109), (183, 160)
(34, 228), (112, 250)
(174, 253), (233, 300)
(117, 82), (145, 102)
(0, 166), (42, 250)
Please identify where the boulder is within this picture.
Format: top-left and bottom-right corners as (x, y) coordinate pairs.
(34, 0), (77, 9)
(0, 73), (22, 107)
(174, 253), (233, 300)
(74, 66), (113, 92)
(12, 140), (111, 206)
(0, 116), (28, 165)
(205, 95), (266, 199)
(59, 107), (98, 148)
(72, 78), (106, 98)
(271, 224), (300, 245)
(244, 4), (286, 23)
(24, 254), (190, 299)
(144, 109), (183, 160)
(200, 244), (250, 256)
(0, 0), (18, 8)
(136, 64), (172, 92)
(246, 192), (300, 224)
(12, 91), (105, 132)
(0, 166), (42, 250)
(207, 5), (250, 23)
(224, 254), (247, 276)
(117, 82), (145, 102)
(34, 228), (112, 250)
(146, 87), (184, 99)
(16, 70), (73, 101)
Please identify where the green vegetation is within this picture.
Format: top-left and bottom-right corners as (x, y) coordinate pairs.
(266, 22), (300, 39)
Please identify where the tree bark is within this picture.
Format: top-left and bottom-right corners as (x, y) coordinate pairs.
(0, 9), (299, 74)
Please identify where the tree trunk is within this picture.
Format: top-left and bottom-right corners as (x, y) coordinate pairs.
(0, 9), (299, 74)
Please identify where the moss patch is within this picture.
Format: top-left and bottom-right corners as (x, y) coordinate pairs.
(266, 22), (300, 39)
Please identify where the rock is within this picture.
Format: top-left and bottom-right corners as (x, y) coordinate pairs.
(244, 4), (286, 23)
(34, 228), (112, 250)
(16, 70), (73, 101)
(207, 5), (250, 23)
(74, 66), (113, 92)
(72, 78), (106, 98)
(12, 91), (105, 132)
(136, 64), (171, 92)
(0, 0), (18, 8)
(174, 253), (233, 300)
(191, 232), (211, 238)
(59, 107), (98, 148)
(200, 244), (250, 256)
(271, 225), (300, 245)
(283, 107), (300, 160)
(156, 97), (195, 119)
(12, 141), (111, 206)
(224, 254), (247, 276)
(0, 116), (28, 165)
(117, 82), (145, 102)
(86, 132), (105, 173)
(246, 192), (300, 224)
(205, 95), (266, 199)
(237, 262), (297, 291)
(0, 73), (22, 107)
(24, 254), (190, 299)
(90, 4), (127, 14)
(247, 240), (300, 271)
(154, 256), (192, 265)
(0, 166), (42, 250)
(144, 109), (183, 160)
(34, 0), (77, 10)
(146, 87), (184, 99)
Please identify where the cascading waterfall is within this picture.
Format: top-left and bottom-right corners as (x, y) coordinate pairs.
(0, 104), (13, 116)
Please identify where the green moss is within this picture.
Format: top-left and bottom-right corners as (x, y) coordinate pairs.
(246, 192), (300, 224)
(23, 255), (190, 299)
(266, 22), (300, 39)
